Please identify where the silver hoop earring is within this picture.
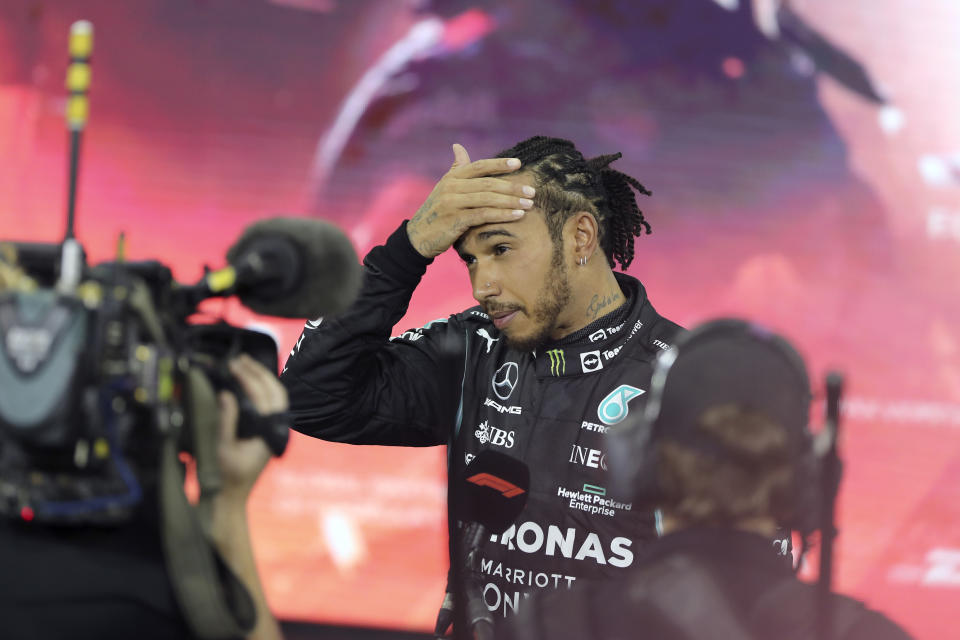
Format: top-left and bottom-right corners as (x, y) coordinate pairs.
(578, 256), (587, 266)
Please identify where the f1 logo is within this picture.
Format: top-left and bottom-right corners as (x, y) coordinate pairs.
(467, 473), (526, 498)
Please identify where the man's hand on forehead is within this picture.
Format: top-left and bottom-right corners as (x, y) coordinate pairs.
(406, 143), (537, 259)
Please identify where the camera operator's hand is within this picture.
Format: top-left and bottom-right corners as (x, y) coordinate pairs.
(406, 143), (536, 258)
(217, 354), (288, 500)
(211, 353), (286, 640)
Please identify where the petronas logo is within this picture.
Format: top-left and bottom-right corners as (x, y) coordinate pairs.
(598, 384), (645, 425)
(547, 349), (566, 376)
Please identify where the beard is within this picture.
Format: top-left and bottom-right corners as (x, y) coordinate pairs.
(502, 247), (572, 352)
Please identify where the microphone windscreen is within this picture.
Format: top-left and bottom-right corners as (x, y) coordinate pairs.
(227, 217), (361, 319)
(457, 450), (530, 534)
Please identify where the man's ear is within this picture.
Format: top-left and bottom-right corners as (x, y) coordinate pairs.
(569, 211), (600, 262)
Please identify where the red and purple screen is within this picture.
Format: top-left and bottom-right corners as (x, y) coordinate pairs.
(1, 1), (958, 636)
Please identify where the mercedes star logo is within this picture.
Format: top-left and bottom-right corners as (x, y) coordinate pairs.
(492, 362), (519, 400)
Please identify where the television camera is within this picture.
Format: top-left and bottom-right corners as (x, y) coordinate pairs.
(0, 20), (360, 638)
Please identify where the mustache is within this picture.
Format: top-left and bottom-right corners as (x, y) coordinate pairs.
(484, 302), (524, 316)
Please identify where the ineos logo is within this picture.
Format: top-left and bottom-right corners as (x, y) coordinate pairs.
(492, 362), (519, 400)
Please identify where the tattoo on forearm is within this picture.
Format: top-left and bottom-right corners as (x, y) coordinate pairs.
(413, 195), (436, 223)
(587, 292), (622, 320)
(410, 190), (456, 256)
(421, 238), (446, 256)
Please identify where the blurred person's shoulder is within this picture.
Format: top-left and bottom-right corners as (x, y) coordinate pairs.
(752, 579), (915, 640)
(497, 574), (685, 640)
(841, 606), (914, 640)
(500, 575), (914, 640)
(498, 527), (915, 640)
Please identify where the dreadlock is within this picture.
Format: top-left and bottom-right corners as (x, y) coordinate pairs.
(496, 136), (652, 270)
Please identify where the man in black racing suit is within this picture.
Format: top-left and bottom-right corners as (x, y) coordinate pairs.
(281, 136), (683, 621)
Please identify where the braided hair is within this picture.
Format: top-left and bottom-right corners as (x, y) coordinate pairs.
(496, 136), (652, 270)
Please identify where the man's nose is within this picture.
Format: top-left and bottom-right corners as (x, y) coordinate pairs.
(472, 270), (500, 302)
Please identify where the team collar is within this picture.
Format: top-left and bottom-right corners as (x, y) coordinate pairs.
(532, 274), (648, 378)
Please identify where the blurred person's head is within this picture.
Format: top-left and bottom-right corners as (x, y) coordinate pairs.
(613, 319), (815, 536)
(656, 403), (797, 536)
(456, 136), (653, 351)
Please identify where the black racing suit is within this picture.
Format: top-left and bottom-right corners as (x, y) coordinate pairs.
(281, 221), (683, 619)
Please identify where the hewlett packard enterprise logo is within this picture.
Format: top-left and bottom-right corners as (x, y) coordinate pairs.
(558, 483), (633, 518)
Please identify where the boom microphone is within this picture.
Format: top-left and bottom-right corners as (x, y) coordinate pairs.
(446, 451), (530, 640)
(816, 371), (845, 640)
(457, 450), (530, 534)
(206, 217), (362, 319)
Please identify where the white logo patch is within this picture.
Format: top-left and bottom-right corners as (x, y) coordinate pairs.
(477, 328), (499, 354)
(492, 362), (519, 400)
(474, 420), (516, 448)
(580, 350), (603, 372)
(484, 398), (522, 415)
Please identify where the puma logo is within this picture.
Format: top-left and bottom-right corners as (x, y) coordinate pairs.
(477, 328), (499, 354)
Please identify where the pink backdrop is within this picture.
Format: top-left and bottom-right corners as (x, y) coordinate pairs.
(1, 0), (958, 636)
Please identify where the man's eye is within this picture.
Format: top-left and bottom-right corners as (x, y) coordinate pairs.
(494, 245), (510, 256)
(461, 255), (476, 266)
